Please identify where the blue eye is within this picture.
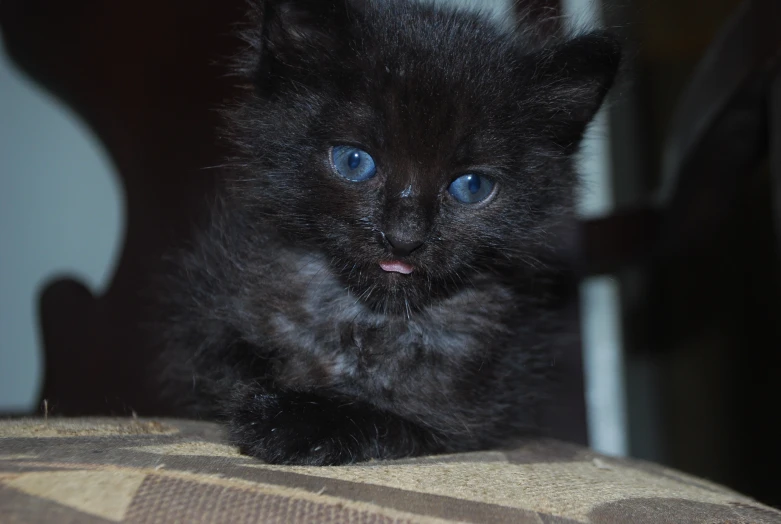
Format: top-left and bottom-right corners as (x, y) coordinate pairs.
(331, 146), (377, 182)
(448, 174), (495, 204)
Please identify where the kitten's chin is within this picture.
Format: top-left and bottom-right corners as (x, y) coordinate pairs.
(340, 263), (428, 315)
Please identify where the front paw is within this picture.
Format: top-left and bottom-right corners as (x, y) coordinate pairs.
(227, 389), (381, 465)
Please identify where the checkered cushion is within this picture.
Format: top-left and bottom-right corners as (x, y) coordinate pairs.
(1, 418), (779, 523)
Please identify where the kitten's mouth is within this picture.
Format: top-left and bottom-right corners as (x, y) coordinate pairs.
(379, 260), (414, 275)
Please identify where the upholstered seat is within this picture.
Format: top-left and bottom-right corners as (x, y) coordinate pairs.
(2, 418), (780, 523)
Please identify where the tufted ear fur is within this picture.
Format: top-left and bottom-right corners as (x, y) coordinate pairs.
(525, 30), (622, 150)
(234, 0), (363, 81)
(266, 1), (362, 59)
(233, 0), (365, 91)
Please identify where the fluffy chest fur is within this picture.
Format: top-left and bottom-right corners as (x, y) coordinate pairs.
(217, 242), (519, 405)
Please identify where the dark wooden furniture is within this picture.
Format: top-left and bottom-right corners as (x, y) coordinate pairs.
(0, 0), (246, 416)
(577, 0), (781, 507)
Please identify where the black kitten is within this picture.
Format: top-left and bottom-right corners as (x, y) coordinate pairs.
(159, 0), (620, 465)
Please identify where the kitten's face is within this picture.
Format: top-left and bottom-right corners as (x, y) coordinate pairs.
(230, 0), (620, 313)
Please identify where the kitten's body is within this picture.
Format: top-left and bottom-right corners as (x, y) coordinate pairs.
(160, 0), (620, 465)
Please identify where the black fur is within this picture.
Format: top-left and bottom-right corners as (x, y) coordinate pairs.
(158, 0), (621, 465)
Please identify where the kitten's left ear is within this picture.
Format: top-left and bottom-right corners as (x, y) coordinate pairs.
(528, 30), (622, 150)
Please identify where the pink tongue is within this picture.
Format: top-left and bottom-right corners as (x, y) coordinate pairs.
(380, 261), (414, 275)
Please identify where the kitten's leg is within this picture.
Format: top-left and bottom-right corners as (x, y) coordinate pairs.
(227, 383), (444, 465)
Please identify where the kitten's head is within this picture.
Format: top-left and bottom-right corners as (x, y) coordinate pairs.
(226, 0), (620, 313)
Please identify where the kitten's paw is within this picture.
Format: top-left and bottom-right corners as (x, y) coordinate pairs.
(228, 390), (382, 466)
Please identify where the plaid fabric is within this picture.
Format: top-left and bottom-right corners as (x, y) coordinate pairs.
(1, 418), (778, 523)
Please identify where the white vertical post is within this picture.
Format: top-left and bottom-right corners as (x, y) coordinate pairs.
(562, 0), (629, 457)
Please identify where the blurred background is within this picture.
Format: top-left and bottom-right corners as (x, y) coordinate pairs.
(1, 0), (779, 510)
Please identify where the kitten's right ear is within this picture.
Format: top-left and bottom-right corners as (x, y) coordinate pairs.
(257, 0), (362, 67)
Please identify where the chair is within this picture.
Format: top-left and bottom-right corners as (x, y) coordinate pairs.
(2, 0), (781, 516)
